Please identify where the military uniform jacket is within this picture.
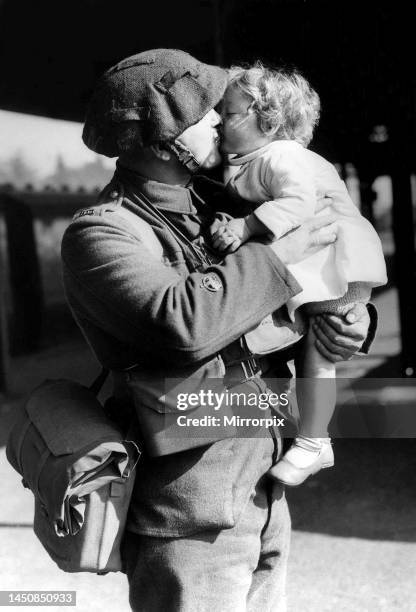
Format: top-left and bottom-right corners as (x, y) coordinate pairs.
(60, 164), (305, 538)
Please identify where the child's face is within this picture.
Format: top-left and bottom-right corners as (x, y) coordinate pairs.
(220, 84), (273, 155)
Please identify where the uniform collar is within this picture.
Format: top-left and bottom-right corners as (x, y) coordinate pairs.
(227, 140), (300, 165)
(115, 162), (197, 214)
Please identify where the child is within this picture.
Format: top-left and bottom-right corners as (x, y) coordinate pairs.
(212, 63), (387, 486)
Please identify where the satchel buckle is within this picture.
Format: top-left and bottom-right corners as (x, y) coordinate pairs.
(240, 356), (261, 379)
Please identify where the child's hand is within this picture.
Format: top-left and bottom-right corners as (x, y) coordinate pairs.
(209, 218), (251, 253)
(211, 224), (242, 253)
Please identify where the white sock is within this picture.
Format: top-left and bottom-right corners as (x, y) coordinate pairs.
(296, 435), (331, 450)
(284, 436), (331, 469)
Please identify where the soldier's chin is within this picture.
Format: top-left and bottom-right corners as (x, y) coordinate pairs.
(220, 140), (234, 154)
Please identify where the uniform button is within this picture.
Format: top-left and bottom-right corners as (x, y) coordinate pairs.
(200, 273), (223, 292)
(110, 190), (119, 199)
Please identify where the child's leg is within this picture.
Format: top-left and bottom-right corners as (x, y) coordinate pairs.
(295, 282), (371, 438)
(295, 323), (336, 438)
(268, 324), (335, 486)
(269, 284), (371, 486)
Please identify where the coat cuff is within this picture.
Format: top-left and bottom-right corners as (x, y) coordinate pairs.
(360, 302), (378, 354)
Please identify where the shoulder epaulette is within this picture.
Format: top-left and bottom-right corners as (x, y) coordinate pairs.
(72, 182), (125, 221)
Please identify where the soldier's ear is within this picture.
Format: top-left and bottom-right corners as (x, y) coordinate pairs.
(150, 144), (171, 161)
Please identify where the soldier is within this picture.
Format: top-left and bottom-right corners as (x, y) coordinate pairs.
(61, 49), (374, 611)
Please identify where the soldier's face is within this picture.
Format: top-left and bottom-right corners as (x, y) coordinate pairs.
(176, 109), (222, 169)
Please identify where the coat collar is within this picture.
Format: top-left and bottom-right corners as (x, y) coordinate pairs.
(226, 140), (301, 165)
(115, 162), (200, 214)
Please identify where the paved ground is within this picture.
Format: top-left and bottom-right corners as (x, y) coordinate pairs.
(1, 287), (415, 611)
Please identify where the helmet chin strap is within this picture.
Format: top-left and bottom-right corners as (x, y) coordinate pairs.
(168, 140), (200, 173)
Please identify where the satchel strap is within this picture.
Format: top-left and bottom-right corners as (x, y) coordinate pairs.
(122, 183), (214, 270)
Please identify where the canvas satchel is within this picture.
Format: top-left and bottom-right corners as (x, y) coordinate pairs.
(6, 376), (140, 574)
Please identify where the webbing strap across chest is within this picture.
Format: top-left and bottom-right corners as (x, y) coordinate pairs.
(123, 185), (215, 271)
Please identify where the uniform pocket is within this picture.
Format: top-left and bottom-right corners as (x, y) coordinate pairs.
(125, 356), (226, 414)
(127, 436), (275, 537)
(128, 437), (235, 535)
(245, 309), (307, 356)
(125, 357), (235, 457)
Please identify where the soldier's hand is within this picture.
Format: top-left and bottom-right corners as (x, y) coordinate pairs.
(312, 303), (370, 362)
(316, 196), (333, 213)
(268, 214), (338, 265)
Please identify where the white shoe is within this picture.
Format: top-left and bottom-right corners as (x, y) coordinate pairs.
(269, 438), (334, 487)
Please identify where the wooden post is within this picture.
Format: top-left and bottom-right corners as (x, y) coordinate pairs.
(0, 202), (10, 393)
(2, 194), (43, 354)
(390, 153), (416, 377)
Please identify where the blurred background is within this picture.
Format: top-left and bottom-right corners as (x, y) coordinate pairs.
(0, 1), (415, 611)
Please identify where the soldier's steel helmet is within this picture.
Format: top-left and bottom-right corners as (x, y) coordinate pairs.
(82, 48), (228, 157)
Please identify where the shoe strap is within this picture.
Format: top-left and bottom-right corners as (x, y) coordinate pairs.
(294, 436), (330, 452)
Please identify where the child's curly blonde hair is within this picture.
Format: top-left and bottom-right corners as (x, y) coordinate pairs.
(228, 62), (320, 147)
